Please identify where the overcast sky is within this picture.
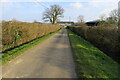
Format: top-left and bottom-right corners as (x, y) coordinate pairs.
(0, 0), (119, 22)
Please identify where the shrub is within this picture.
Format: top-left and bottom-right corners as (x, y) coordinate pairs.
(2, 20), (60, 52)
(68, 25), (119, 63)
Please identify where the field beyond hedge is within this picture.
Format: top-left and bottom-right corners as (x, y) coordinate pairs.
(2, 20), (61, 52)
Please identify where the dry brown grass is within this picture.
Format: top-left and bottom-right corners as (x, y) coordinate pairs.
(2, 20), (61, 52)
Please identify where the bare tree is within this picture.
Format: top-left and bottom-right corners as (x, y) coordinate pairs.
(77, 15), (84, 23)
(43, 5), (64, 24)
(109, 9), (118, 24)
(99, 14), (106, 21)
(119, 2), (120, 26)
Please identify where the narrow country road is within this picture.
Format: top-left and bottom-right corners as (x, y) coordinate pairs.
(2, 28), (77, 78)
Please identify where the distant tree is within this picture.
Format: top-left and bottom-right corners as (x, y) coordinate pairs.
(99, 14), (106, 21)
(98, 9), (119, 27)
(2, 20), (6, 22)
(118, 3), (120, 27)
(34, 20), (37, 23)
(12, 18), (17, 22)
(109, 9), (118, 25)
(77, 15), (84, 23)
(43, 5), (64, 24)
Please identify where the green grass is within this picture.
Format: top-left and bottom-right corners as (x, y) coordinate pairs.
(0, 30), (60, 65)
(68, 29), (119, 78)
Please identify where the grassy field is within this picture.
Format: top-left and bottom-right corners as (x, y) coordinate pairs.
(0, 29), (60, 65)
(68, 29), (119, 78)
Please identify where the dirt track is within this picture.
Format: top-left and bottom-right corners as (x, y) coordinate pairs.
(2, 28), (77, 78)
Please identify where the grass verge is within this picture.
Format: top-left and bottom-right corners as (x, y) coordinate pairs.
(68, 29), (119, 78)
(0, 29), (60, 65)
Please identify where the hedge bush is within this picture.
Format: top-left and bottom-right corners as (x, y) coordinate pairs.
(67, 26), (119, 63)
(2, 20), (60, 52)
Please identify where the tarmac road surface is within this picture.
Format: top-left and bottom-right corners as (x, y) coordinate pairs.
(2, 28), (77, 78)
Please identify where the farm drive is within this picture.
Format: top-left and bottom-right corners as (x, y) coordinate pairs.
(2, 28), (77, 78)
